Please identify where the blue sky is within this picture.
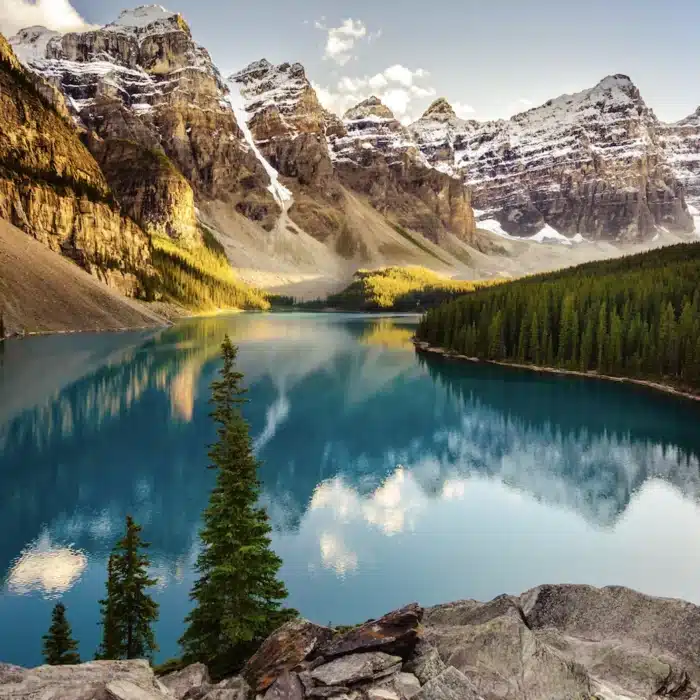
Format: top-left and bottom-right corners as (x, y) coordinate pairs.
(3, 0), (700, 123)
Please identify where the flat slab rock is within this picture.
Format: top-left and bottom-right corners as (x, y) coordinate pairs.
(161, 663), (210, 699)
(414, 667), (480, 700)
(311, 652), (402, 686)
(315, 604), (423, 661)
(243, 619), (333, 693)
(0, 660), (170, 700)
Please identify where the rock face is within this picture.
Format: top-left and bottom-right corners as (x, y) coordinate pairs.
(330, 97), (476, 245)
(0, 660), (171, 700)
(410, 77), (695, 240)
(0, 33), (153, 296)
(315, 604), (423, 661)
(242, 619), (334, 693)
(229, 63), (476, 249)
(659, 107), (700, 229)
(10, 6), (278, 236)
(425, 584), (700, 700)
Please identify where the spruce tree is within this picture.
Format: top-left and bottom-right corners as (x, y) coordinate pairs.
(180, 336), (296, 679)
(97, 517), (159, 660)
(96, 555), (123, 660)
(43, 602), (80, 665)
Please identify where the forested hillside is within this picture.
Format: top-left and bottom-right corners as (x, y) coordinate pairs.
(417, 243), (700, 390)
(315, 267), (498, 311)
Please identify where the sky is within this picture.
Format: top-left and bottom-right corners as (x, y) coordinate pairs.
(2, 0), (700, 124)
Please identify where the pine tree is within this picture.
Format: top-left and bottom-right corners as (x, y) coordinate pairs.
(97, 517), (159, 660)
(180, 336), (296, 679)
(43, 602), (80, 665)
(96, 555), (123, 660)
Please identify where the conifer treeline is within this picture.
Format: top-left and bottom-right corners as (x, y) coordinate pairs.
(417, 243), (700, 389)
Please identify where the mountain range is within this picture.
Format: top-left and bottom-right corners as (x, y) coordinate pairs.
(1, 4), (699, 332)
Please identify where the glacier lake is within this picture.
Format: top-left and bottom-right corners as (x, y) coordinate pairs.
(2, 312), (700, 667)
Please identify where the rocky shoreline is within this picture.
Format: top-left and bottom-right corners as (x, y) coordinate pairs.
(4, 584), (700, 700)
(414, 339), (700, 403)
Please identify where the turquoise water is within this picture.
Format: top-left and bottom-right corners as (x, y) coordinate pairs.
(2, 312), (700, 667)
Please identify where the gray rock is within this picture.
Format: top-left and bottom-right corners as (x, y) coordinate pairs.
(161, 663), (210, 699)
(414, 667), (480, 700)
(264, 671), (303, 700)
(307, 687), (351, 697)
(198, 677), (250, 700)
(243, 619), (333, 693)
(316, 605), (423, 662)
(107, 679), (168, 700)
(393, 673), (421, 699)
(402, 641), (445, 685)
(365, 688), (400, 700)
(311, 653), (402, 687)
(0, 660), (170, 700)
(298, 671), (315, 693)
(0, 663), (26, 685)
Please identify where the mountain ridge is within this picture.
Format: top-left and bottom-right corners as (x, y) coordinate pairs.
(2, 4), (699, 329)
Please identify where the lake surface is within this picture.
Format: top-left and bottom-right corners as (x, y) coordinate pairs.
(2, 312), (700, 667)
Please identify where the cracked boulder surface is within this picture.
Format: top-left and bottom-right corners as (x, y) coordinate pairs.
(424, 584), (700, 700)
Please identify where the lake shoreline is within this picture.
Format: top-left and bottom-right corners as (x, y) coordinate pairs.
(413, 339), (700, 403)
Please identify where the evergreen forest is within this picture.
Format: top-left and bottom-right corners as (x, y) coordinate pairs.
(417, 243), (700, 390)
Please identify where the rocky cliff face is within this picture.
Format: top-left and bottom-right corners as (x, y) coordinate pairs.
(660, 107), (700, 230)
(331, 96), (476, 245)
(410, 76), (694, 241)
(10, 6), (279, 239)
(0, 33), (152, 296)
(229, 62), (476, 249)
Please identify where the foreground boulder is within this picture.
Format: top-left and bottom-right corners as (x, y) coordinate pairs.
(315, 604), (423, 661)
(0, 660), (171, 700)
(7, 585), (700, 700)
(242, 619), (333, 693)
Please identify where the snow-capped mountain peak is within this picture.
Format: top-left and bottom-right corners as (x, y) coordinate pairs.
(421, 97), (457, 122)
(343, 96), (395, 121)
(8, 26), (61, 64)
(410, 73), (693, 239)
(104, 5), (183, 32)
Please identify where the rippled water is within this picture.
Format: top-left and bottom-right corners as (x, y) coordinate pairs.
(2, 313), (700, 667)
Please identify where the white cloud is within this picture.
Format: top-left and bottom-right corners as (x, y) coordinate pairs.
(316, 18), (368, 66)
(505, 98), (534, 116)
(338, 76), (367, 92)
(316, 63), (435, 122)
(0, 0), (94, 36)
(410, 85), (437, 99)
(383, 64), (416, 87)
(369, 73), (388, 90)
(382, 88), (412, 117)
(453, 101), (476, 119)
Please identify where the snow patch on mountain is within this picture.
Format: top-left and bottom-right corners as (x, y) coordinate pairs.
(106, 5), (177, 29)
(225, 80), (292, 206)
(231, 60), (309, 122)
(330, 96), (431, 167)
(8, 26), (60, 65)
(478, 218), (579, 246)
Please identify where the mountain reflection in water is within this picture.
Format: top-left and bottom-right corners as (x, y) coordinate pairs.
(1, 313), (700, 667)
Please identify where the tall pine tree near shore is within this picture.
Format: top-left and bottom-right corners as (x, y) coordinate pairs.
(180, 336), (295, 679)
(97, 517), (159, 660)
(43, 602), (80, 665)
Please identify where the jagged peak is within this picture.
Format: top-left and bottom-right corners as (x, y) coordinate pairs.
(9, 25), (62, 64)
(420, 97), (457, 121)
(105, 5), (187, 33)
(595, 73), (635, 90)
(344, 96), (395, 121)
(230, 58), (308, 86)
